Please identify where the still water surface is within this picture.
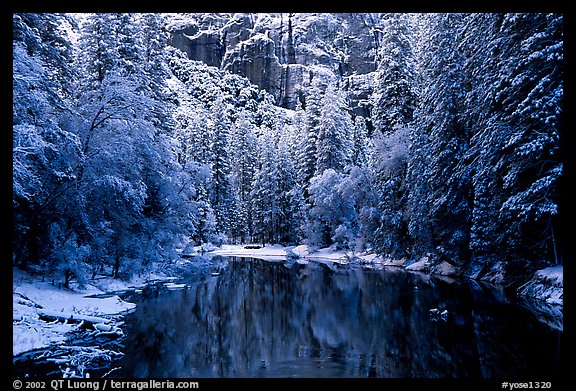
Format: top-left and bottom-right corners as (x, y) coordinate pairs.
(119, 256), (561, 378)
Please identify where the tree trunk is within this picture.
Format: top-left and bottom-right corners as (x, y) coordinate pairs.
(64, 269), (72, 289)
(551, 221), (560, 265)
(113, 249), (121, 278)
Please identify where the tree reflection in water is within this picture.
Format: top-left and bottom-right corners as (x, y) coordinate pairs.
(120, 257), (561, 378)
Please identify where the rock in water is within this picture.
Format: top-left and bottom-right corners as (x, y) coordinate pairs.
(429, 308), (448, 322)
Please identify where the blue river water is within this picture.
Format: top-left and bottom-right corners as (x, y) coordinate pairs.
(118, 256), (562, 378)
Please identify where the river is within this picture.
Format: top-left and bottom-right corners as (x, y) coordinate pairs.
(114, 256), (562, 378)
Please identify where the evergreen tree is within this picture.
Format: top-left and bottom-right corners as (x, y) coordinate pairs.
(275, 128), (300, 244)
(404, 13), (471, 264)
(315, 82), (354, 175)
(209, 98), (234, 237)
(297, 77), (322, 197)
(463, 13), (563, 273)
(371, 126), (411, 258)
(371, 13), (417, 135)
(76, 13), (118, 85)
(228, 110), (258, 243)
(139, 13), (174, 132)
(350, 116), (371, 168)
(367, 14), (418, 259)
(140, 13), (170, 89)
(292, 98), (308, 185)
(251, 132), (280, 245)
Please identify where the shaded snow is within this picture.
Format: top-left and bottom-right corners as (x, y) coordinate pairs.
(536, 265), (563, 280)
(380, 257), (407, 267)
(13, 268), (138, 356)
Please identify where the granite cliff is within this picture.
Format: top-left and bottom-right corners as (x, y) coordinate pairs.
(167, 13), (384, 120)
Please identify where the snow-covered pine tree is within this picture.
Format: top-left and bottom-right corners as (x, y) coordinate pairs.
(366, 14), (418, 259)
(251, 131), (280, 245)
(209, 98), (235, 238)
(408, 14), (470, 263)
(315, 82), (354, 175)
(292, 98), (308, 185)
(250, 119), (301, 245)
(140, 13), (170, 90)
(465, 13), (563, 271)
(115, 13), (140, 77)
(370, 13), (417, 135)
(275, 124), (301, 244)
(285, 98), (309, 241)
(350, 116), (371, 168)
(228, 110), (258, 243)
(409, 13), (471, 265)
(75, 13), (118, 85)
(458, 13), (507, 272)
(371, 126), (411, 258)
(297, 76), (322, 199)
(139, 13), (174, 132)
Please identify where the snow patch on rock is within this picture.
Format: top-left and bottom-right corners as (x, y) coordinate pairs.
(518, 265), (563, 306)
(431, 261), (458, 277)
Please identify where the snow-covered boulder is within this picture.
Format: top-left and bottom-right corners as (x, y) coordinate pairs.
(404, 256), (458, 277)
(431, 261), (458, 277)
(405, 255), (434, 273)
(291, 245), (310, 258)
(381, 257), (406, 267)
(518, 265), (563, 306)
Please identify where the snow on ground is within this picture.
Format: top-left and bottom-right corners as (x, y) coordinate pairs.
(211, 244), (291, 259)
(212, 243), (371, 263)
(304, 246), (353, 263)
(13, 268), (139, 356)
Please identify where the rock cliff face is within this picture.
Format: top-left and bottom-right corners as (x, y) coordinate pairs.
(168, 13), (383, 116)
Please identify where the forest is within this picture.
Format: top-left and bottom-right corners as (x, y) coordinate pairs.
(13, 13), (563, 289)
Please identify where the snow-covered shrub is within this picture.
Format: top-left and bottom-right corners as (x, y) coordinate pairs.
(306, 169), (359, 250)
(46, 225), (91, 289)
(332, 224), (356, 251)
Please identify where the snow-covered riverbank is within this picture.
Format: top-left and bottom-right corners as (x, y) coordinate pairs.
(13, 268), (135, 356)
(11, 266), (191, 360)
(14, 244), (563, 360)
(212, 243), (398, 267)
(211, 243), (563, 306)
